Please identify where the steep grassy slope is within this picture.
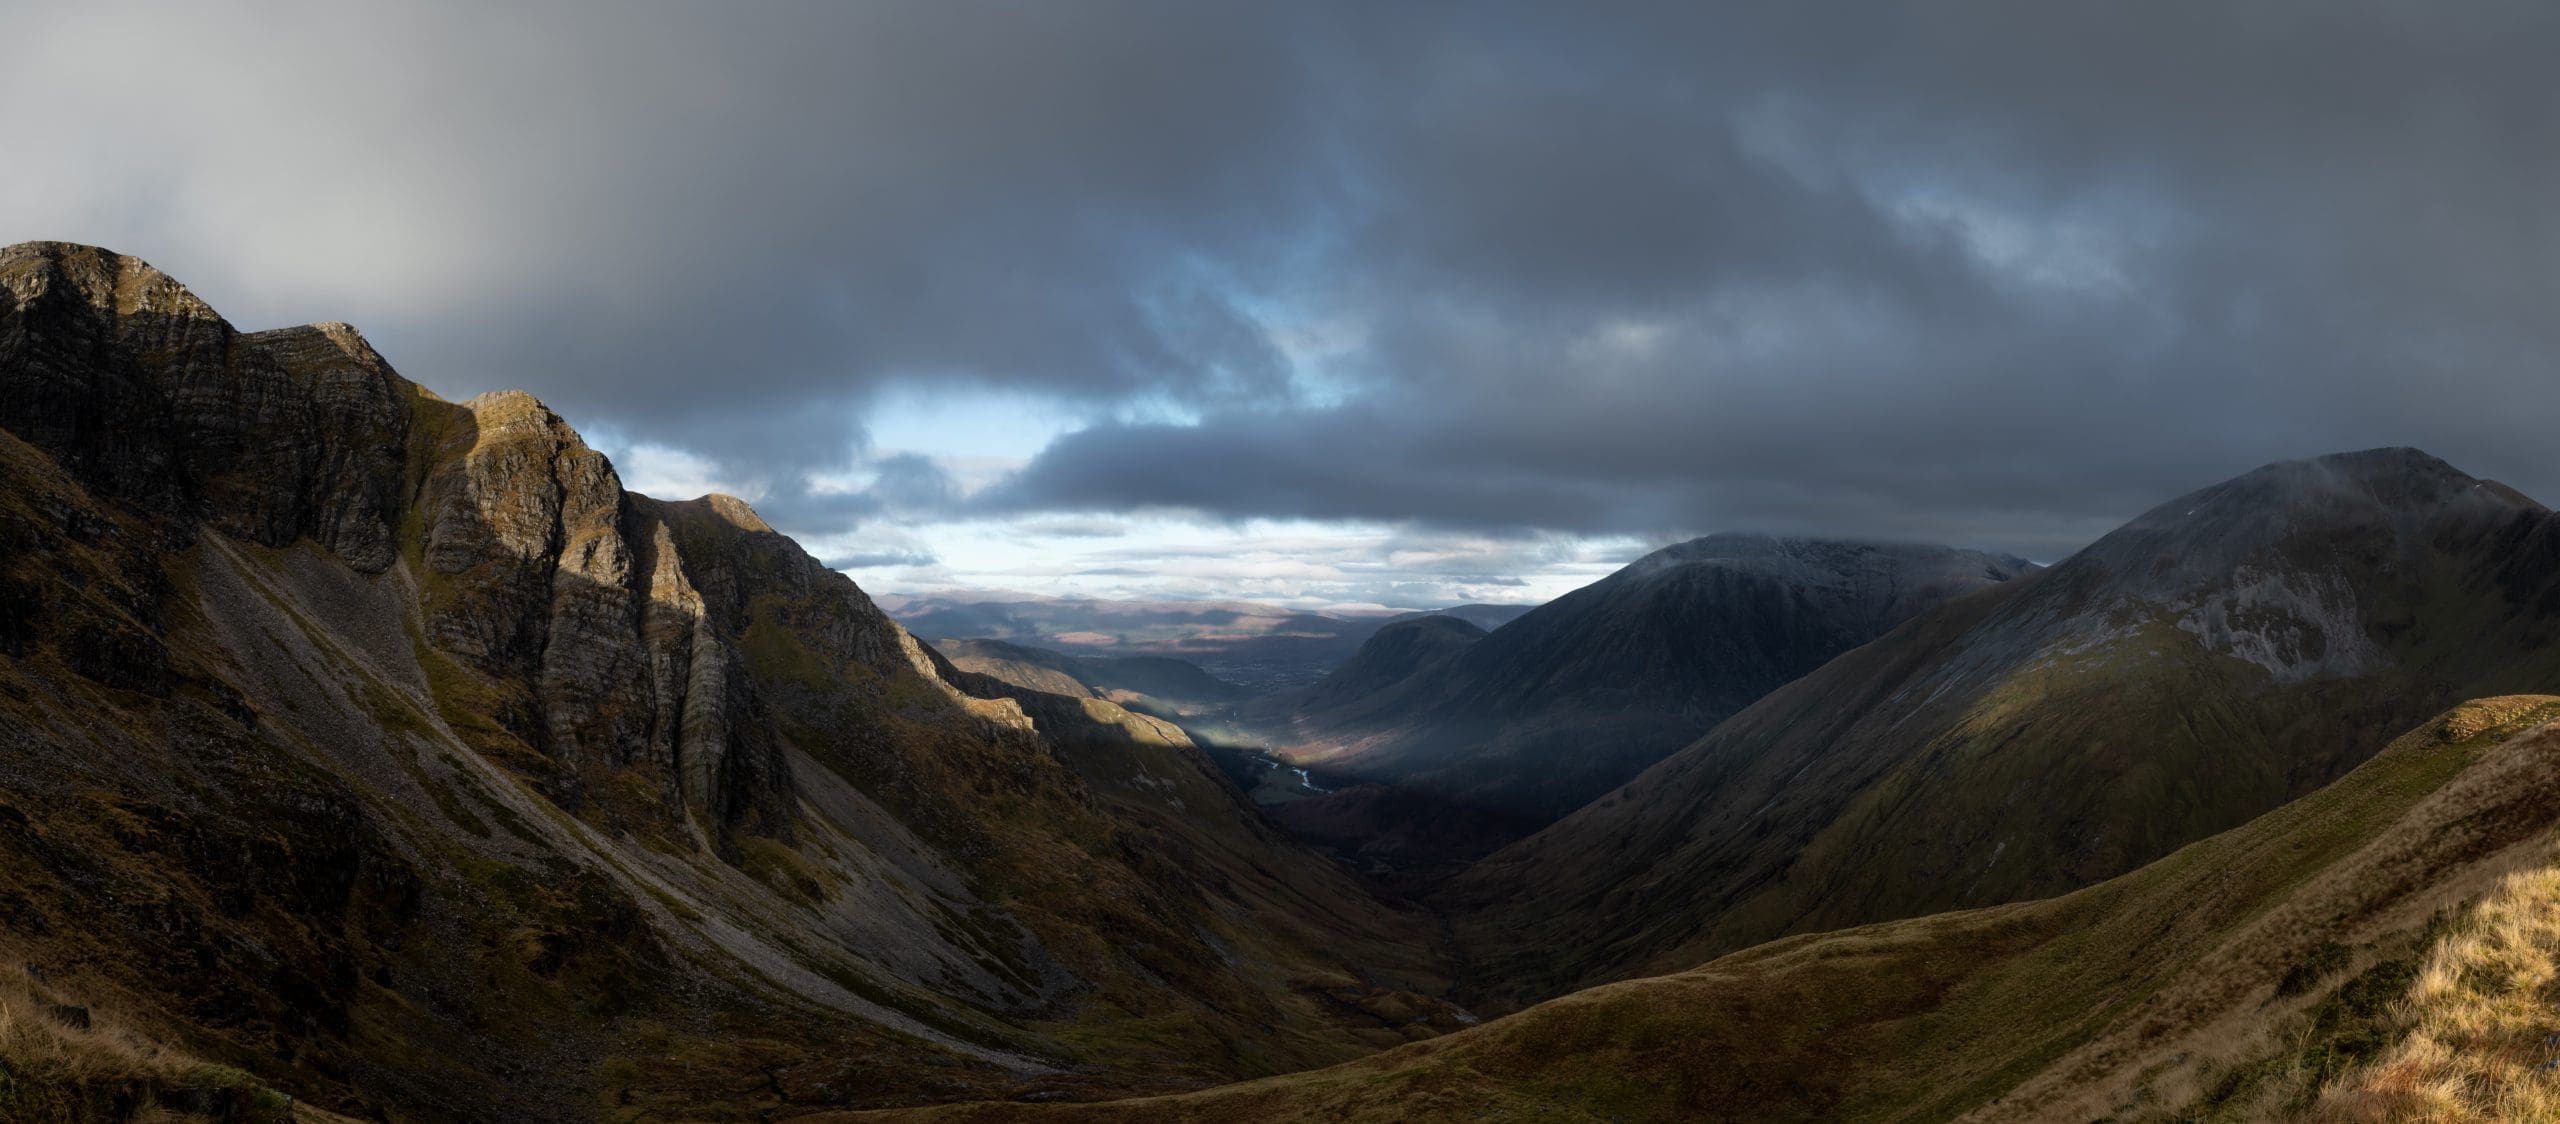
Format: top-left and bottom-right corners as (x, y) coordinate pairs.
(1443, 450), (2560, 1009)
(2319, 856), (2560, 1121)
(835, 697), (2560, 1123)
(0, 241), (1450, 1120)
(1244, 536), (2032, 828)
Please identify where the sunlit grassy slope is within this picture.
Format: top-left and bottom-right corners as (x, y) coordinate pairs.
(2317, 852), (2560, 1120)
(827, 696), (2560, 1123)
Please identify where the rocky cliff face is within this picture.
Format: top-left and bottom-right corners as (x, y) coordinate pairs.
(410, 386), (798, 839)
(0, 244), (410, 570)
(0, 241), (1451, 1120)
(0, 241), (791, 846)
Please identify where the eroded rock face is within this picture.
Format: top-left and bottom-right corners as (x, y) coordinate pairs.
(0, 240), (792, 841)
(0, 242), (412, 571)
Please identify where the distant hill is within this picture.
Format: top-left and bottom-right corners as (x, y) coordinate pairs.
(1284, 616), (1485, 720)
(1382, 603), (1537, 632)
(932, 637), (1252, 719)
(1242, 535), (2033, 854)
(1443, 448), (2560, 1010)
(882, 595), (1535, 691)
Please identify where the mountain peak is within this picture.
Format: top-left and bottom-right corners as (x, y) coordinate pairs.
(2211, 446), (2514, 510)
(693, 492), (774, 532)
(0, 240), (220, 325)
(2148, 447), (2528, 521)
(2082, 447), (2537, 590)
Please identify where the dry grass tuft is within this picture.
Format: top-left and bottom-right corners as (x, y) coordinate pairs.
(0, 966), (185, 1119)
(0, 964), (318, 1123)
(2318, 863), (2560, 1122)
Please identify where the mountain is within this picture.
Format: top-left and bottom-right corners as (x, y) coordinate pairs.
(933, 637), (1252, 720)
(0, 242), (1455, 1118)
(1282, 615), (1485, 721)
(1440, 447), (2560, 1010)
(879, 696), (2560, 1122)
(1244, 536), (2034, 837)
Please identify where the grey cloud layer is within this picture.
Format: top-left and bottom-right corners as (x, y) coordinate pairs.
(12, 1), (2558, 559)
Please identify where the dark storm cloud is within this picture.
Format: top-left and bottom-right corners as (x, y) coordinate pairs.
(980, 1), (2560, 556)
(13, 1), (2560, 558)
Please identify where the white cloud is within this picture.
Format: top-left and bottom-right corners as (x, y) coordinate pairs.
(863, 514), (1630, 609)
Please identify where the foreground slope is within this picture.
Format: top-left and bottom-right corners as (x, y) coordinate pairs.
(1243, 536), (2031, 840)
(0, 242), (1449, 1120)
(839, 697), (2560, 1122)
(1444, 450), (2560, 1007)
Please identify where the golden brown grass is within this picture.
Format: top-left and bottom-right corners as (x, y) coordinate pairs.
(0, 967), (191, 1119)
(0, 961), (346, 1123)
(2318, 862), (2560, 1121)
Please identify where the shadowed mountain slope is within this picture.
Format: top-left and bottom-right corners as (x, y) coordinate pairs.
(0, 241), (1452, 1120)
(1246, 536), (2033, 832)
(1441, 447), (2560, 1011)
(829, 697), (2560, 1123)
(1275, 616), (1484, 728)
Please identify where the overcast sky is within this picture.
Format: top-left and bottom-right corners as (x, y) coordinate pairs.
(9, 2), (2557, 608)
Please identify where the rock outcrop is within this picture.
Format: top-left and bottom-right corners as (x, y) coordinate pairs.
(0, 240), (792, 842)
(412, 387), (796, 835)
(0, 243), (410, 570)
